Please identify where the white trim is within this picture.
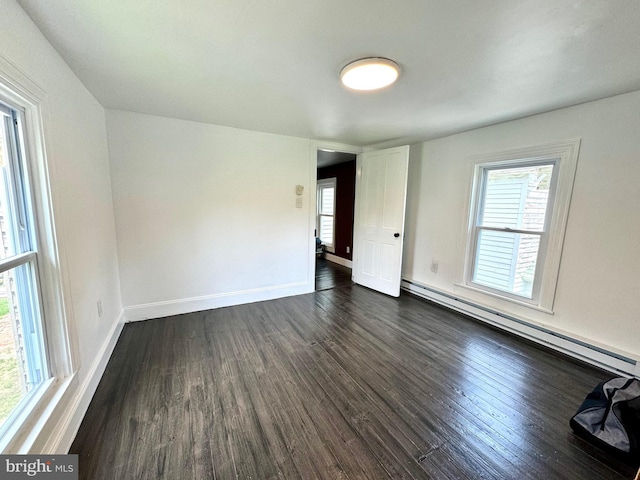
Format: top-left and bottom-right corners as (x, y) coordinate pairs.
(402, 279), (638, 378)
(311, 141), (363, 157)
(324, 253), (353, 268)
(307, 141), (318, 299)
(0, 251), (36, 271)
(462, 139), (580, 311)
(125, 281), (311, 322)
(43, 310), (124, 453)
(454, 282), (554, 315)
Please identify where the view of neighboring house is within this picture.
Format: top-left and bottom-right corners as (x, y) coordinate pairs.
(473, 164), (552, 298)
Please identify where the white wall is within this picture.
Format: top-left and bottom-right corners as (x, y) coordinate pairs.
(107, 110), (314, 320)
(0, 0), (123, 452)
(403, 90), (640, 364)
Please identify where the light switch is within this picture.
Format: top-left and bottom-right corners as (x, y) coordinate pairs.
(296, 197), (303, 208)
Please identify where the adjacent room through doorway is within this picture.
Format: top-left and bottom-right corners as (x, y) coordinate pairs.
(315, 149), (356, 291)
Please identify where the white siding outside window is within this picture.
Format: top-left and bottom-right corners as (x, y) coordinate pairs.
(472, 163), (553, 299)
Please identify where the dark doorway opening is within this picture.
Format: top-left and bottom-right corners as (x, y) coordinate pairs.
(316, 150), (356, 290)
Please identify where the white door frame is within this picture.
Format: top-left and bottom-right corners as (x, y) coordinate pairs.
(308, 141), (363, 290)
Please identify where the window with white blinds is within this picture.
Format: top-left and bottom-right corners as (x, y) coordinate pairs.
(317, 178), (336, 252)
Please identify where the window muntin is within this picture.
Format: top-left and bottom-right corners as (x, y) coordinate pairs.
(0, 102), (48, 434)
(317, 178), (336, 252)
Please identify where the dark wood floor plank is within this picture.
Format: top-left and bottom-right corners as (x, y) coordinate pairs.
(265, 294), (569, 480)
(243, 306), (392, 479)
(315, 257), (353, 291)
(294, 298), (528, 479)
(286, 292), (539, 476)
(209, 310), (284, 479)
(307, 289), (627, 479)
(284, 332), (433, 479)
(296, 286), (632, 478)
(70, 275), (635, 479)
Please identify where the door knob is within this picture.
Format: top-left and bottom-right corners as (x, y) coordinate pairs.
(394, 233), (400, 238)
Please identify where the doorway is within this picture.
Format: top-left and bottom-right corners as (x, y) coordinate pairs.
(315, 149), (356, 291)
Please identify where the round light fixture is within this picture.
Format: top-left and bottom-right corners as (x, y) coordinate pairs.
(340, 57), (400, 91)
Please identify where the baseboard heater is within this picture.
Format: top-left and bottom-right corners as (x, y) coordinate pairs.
(401, 279), (638, 378)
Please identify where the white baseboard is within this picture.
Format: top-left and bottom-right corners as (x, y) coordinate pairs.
(324, 253), (353, 268)
(42, 309), (125, 453)
(124, 281), (312, 322)
(401, 279), (638, 378)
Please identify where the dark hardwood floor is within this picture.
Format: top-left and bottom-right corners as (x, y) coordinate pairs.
(71, 285), (635, 479)
(315, 257), (353, 291)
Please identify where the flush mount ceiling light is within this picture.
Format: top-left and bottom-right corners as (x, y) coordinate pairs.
(340, 57), (400, 91)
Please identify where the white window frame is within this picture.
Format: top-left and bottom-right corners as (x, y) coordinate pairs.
(0, 63), (74, 453)
(317, 177), (337, 253)
(461, 140), (580, 312)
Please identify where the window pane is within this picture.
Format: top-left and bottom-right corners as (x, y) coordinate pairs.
(320, 186), (334, 215)
(473, 229), (540, 298)
(0, 263), (46, 429)
(0, 103), (48, 436)
(0, 117), (16, 260)
(0, 114), (34, 261)
(480, 164), (553, 231)
(319, 215), (334, 245)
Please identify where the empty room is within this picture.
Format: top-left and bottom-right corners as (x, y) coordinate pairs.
(0, 0), (638, 478)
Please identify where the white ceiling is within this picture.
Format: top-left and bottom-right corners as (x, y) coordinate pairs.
(16, 0), (640, 147)
(317, 150), (356, 169)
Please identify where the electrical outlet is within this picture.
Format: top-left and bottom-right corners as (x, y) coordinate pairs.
(97, 299), (103, 317)
(431, 260), (439, 273)
(296, 197), (303, 208)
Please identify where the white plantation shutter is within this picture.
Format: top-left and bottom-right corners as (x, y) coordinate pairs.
(317, 178), (336, 251)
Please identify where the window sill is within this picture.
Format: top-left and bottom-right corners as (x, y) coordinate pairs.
(454, 283), (554, 315)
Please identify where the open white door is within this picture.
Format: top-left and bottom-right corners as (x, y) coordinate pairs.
(353, 145), (409, 297)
